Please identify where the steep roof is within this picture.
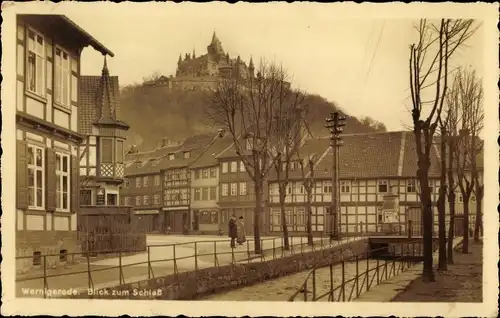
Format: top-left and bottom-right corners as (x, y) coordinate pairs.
(79, 58), (129, 135)
(313, 131), (404, 179)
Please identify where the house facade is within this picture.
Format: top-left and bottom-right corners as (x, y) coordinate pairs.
(78, 59), (129, 207)
(216, 143), (265, 235)
(15, 14), (114, 264)
(190, 137), (232, 234)
(267, 131), (482, 236)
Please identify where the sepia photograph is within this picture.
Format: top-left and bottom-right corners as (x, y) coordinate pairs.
(1, 2), (498, 317)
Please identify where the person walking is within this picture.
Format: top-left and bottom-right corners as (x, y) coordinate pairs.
(228, 215), (237, 248)
(236, 216), (246, 245)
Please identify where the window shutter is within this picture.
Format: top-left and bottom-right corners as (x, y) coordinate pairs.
(71, 155), (79, 213)
(16, 140), (29, 209)
(45, 148), (57, 212)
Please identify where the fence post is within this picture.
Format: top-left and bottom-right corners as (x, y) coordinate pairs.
(43, 255), (47, 299)
(376, 259), (380, 284)
(214, 241), (218, 267)
(327, 263), (333, 301)
(341, 261), (346, 302)
(173, 245), (178, 275)
(194, 242), (198, 272)
(355, 255), (359, 298)
(147, 246), (151, 279)
(87, 250), (92, 290)
(119, 251), (123, 284)
(273, 238), (276, 260)
(231, 243), (235, 264)
(393, 247), (396, 276)
(246, 239), (250, 263)
(366, 255), (370, 292)
(312, 270), (317, 301)
(260, 239), (264, 262)
(304, 280), (308, 302)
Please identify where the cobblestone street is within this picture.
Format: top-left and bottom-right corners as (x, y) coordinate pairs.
(391, 241), (483, 302)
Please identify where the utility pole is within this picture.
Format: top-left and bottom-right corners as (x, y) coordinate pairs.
(325, 112), (346, 240)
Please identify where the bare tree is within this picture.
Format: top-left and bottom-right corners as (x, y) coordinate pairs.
(207, 60), (301, 254)
(271, 98), (309, 251)
(408, 19), (477, 281)
(449, 68), (483, 253)
(298, 151), (317, 246)
(437, 113), (450, 270)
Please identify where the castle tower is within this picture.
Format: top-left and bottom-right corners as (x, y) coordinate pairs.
(178, 54), (182, 64)
(249, 56), (255, 77)
(192, 48), (196, 59)
(207, 31), (224, 57)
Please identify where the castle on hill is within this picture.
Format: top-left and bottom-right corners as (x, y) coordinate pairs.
(144, 32), (255, 91)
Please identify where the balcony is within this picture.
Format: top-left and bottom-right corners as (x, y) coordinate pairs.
(98, 163), (125, 183)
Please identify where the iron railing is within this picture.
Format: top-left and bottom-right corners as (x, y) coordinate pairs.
(288, 241), (423, 302)
(15, 234), (366, 298)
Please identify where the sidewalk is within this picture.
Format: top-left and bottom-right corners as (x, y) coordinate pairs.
(391, 240), (482, 302)
(353, 237), (478, 302)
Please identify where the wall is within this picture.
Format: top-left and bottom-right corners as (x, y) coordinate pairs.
(16, 230), (80, 274)
(82, 238), (369, 300)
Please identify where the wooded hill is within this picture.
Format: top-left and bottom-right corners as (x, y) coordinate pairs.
(119, 83), (387, 151)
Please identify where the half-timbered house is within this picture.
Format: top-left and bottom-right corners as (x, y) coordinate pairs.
(15, 14), (114, 262)
(78, 59), (129, 206)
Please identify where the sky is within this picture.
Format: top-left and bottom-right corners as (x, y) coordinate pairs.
(23, 2), (487, 131)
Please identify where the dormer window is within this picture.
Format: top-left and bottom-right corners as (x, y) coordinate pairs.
(183, 151), (191, 159)
(246, 139), (254, 151)
(168, 153), (175, 161)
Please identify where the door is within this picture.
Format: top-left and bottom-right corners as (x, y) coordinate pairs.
(407, 207), (422, 236)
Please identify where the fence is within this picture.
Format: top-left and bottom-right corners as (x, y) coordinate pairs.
(288, 241), (423, 302)
(15, 234), (365, 299)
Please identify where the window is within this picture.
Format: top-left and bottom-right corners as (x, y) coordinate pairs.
(124, 196), (131, 206)
(33, 251), (42, 266)
(210, 187), (217, 200)
(135, 196), (141, 206)
(230, 183), (237, 196)
(55, 153), (70, 211)
(194, 169), (200, 179)
(378, 180), (388, 193)
(323, 182), (332, 193)
(239, 161), (245, 172)
(107, 193), (117, 206)
(202, 188), (209, 200)
(154, 175), (160, 186)
(407, 180), (416, 193)
(202, 169), (209, 179)
(153, 194), (160, 205)
(27, 29), (45, 96)
(340, 181), (350, 193)
(80, 189), (92, 205)
(221, 183), (229, 196)
(230, 161), (237, 173)
(169, 153), (175, 160)
(194, 188), (201, 201)
(101, 138), (113, 164)
(239, 182), (247, 195)
(210, 168), (217, 178)
(124, 179), (130, 187)
(116, 140), (124, 163)
(27, 144), (44, 209)
(222, 162), (228, 173)
(183, 151), (191, 159)
(143, 176), (148, 187)
(54, 47), (70, 107)
(287, 185), (292, 195)
(143, 195), (149, 205)
(135, 177), (141, 188)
